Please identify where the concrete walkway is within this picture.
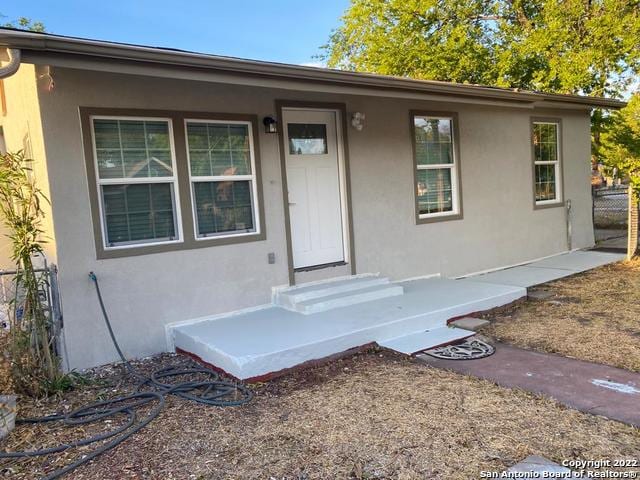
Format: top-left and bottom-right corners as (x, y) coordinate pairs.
(462, 250), (625, 288)
(172, 250), (625, 381)
(419, 343), (640, 427)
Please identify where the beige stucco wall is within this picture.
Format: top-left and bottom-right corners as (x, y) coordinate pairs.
(0, 64), (56, 269)
(33, 67), (593, 369)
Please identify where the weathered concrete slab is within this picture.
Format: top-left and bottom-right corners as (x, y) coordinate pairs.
(527, 289), (554, 300)
(419, 343), (640, 427)
(450, 317), (490, 331)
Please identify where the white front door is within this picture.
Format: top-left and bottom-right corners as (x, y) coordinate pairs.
(283, 109), (346, 269)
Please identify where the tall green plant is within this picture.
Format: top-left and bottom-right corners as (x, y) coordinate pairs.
(0, 151), (59, 396)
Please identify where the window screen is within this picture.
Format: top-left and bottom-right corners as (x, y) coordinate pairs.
(533, 122), (561, 203)
(413, 116), (460, 217)
(92, 118), (180, 247)
(186, 121), (259, 238)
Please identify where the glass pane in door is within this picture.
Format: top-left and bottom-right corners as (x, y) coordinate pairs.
(288, 123), (328, 155)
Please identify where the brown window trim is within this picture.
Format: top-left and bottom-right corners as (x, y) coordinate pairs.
(80, 107), (266, 260)
(531, 116), (564, 210)
(410, 110), (464, 225)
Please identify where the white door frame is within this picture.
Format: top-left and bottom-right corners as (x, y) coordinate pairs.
(276, 101), (355, 285)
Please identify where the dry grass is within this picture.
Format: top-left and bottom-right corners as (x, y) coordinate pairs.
(1, 351), (638, 479)
(481, 259), (640, 372)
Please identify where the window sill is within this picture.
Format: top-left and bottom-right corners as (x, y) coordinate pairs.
(534, 201), (564, 210)
(96, 231), (266, 259)
(195, 231), (258, 241)
(416, 212), (463, 225)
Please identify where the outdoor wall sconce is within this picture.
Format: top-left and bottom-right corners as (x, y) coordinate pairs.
(263, 116), (278, 134)
(351, 112), (365, 131)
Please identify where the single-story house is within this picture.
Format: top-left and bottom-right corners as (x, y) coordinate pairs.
(0, 28), (624, 372)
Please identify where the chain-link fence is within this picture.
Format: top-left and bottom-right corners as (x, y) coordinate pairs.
(592, 185), (640, 255)
(592, 185), (629, 249)
(593, 185), (628, 228)
(0, 264), (63, 356)
(629, 196), (639, 257)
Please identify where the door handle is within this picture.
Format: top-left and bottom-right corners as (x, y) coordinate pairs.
(288, 202), (296, 206)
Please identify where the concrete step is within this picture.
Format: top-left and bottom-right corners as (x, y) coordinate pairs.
(294, 283), (404, 315)
(378, 326), (474, 355)
(274, 275), (405, 314)
(274, 275), (389, 308)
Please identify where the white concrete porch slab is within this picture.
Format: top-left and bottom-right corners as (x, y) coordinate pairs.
(171, 277), (525, 380)
(464, 250), (625, 288)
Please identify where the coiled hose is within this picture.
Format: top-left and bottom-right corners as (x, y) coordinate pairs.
(0, 272), (253, 479)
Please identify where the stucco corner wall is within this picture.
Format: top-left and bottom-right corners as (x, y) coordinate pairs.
(559, 110), (595, 250)
(0, 64), (56, 268)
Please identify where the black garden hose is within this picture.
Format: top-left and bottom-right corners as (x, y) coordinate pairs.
(0, 272), (252, 480)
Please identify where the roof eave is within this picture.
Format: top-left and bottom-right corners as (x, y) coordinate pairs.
(0, 29), (627, 110)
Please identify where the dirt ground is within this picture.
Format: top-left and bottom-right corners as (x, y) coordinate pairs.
(481, 259), (640, 373)
(1, 350), (638, 479)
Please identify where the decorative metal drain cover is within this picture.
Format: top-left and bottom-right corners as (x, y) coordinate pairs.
(420, 338), (495, 360)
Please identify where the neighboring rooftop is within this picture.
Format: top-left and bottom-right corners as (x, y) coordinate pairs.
(0, 27), (626, 109)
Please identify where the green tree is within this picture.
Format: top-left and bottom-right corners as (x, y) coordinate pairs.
(324, 0), (499, 85)
(324, 0), (640, 98)
(2, 15), (45, 32)
(600, 93), (640, 194)
(496, 0), (640, 97)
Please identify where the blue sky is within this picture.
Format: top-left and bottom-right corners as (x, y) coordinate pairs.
(2, 1), (350, 65)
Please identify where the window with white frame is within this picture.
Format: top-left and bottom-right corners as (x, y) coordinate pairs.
(91, 117), (181, 248)
(532, 121), (561, 204)
(413, 114), (460, 219)
(185, 120), (259, 238)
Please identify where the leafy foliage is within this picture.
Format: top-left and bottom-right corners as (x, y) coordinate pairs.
(600, 93), (640, 194)
(324, 0), (498, 85)
(2, 16), (45, 33)
(323, 0), (640, 98)
(0, 151), (61, 397)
